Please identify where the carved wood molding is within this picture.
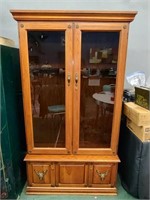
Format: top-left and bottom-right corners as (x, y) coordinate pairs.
(10, 10), (137, 22)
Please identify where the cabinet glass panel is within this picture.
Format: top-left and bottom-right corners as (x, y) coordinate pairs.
(27, 31), (65, 148)
(80, 32), (119, 148)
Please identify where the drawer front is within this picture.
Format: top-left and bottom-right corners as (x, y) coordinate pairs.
(56, 163), (88, 187)
(89, 163), (118, 187)
(27, 162), (55, 186)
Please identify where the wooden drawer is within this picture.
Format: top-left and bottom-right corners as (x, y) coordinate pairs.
(27, 162), (55, 187)
(88, 163), (118, 187)
(56, 163), (88, 187)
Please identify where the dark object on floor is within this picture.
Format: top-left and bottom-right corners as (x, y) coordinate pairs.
(118, 116), (150, 199)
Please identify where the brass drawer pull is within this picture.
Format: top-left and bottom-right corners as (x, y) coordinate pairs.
(96, 169), (109, 181)
(34, 169), (48, 180)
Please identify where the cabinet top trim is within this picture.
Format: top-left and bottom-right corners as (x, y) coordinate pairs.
(24, 154), (120, 162)
(10, 10), (137, 23)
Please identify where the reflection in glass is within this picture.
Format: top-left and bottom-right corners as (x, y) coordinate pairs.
(80, 32), (119, 148)
(28, 31), (65, 148)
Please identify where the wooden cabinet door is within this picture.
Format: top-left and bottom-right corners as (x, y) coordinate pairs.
(88, 163), (118, 187)
(18, 22), (73, 154)
(27, 162), (55, 187)
(56, 163), (88, 187)
(73, 22), (129, 155)
(89, 163), (112, 186)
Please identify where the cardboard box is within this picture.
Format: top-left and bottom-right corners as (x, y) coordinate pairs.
(127, 118), (150, 142)
(124, 102), (150, 126)
(135, 86), (150, 110)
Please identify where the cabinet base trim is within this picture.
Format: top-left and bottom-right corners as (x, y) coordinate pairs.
(26, 186), (117, 195)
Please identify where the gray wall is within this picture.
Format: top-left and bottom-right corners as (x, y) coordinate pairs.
(0, 0), (149, 88)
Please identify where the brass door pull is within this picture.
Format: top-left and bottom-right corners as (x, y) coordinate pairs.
(34, 169), (48, 180)
(75, 73), (78, 88)
(96, 169), (109, 181)
(67, 74), (71, 86)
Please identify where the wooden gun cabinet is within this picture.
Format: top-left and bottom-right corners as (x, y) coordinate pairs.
(11, 10), (136, 195)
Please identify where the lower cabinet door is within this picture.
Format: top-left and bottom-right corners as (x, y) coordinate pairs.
(56, 163), (88, 187)
(27, 162), (55, 187)
(88, 163), (118, 187)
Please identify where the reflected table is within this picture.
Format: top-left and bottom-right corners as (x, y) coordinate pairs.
(93, 92), (114, 105)
(92, 92), (114, 126)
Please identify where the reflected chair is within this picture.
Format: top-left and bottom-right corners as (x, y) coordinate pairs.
(46, 84), (65, 147)
(39, 84), (65, 147)
(48, 104), (65, 147)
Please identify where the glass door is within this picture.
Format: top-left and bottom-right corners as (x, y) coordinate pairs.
(80, 31), (118, 149)
(19, 22), (73, 154)
(73, 22), (128, 155)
